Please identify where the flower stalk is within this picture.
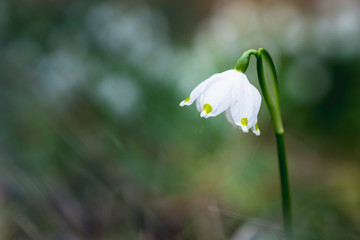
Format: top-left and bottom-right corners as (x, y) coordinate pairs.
(236, 48), (292, 238)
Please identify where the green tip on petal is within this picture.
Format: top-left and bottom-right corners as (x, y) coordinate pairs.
(184, 96), (190, 102)
(241, 118), (248, 126)
(203, 104), (213, 114)
(255, 122), (259, 131)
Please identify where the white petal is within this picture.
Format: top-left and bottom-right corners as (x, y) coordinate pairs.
(179, 73), (220, 107)
(253, 129), (261, 136)
(225, 108), (235, 125)
(200, 110), (208, 118)
(229, 73), (262, 133)
(229, 79), (251, 131)
(196, 91), (208, 112)
(248, 84), (262, 128)
(252, 121), (261, 136)
(197, 72), (235, 118)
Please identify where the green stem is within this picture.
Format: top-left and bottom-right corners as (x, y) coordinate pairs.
(276, 133), (292, 239)
(235, 48), (293, 238)
(255, 49), (292, 238)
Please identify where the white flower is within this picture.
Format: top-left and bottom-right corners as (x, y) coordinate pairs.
(179, 69), (261, 135)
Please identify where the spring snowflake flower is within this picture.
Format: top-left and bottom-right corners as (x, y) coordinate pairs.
(179, 69), (261, 135)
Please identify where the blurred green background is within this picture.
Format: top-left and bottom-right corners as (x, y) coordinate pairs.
(0, 0), (359, 239)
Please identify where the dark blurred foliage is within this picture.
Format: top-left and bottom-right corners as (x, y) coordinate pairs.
(0, 0), (359, 239)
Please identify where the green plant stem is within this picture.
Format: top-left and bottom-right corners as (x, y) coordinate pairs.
(253, 48), (292, 239)
(235, 48), (292, 238)
(276, 133), (292, 239)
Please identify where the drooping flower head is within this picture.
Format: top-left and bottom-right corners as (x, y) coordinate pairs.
(179, 69), (261, 135)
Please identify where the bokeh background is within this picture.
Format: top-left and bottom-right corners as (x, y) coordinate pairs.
(0, 0), (359, 239)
